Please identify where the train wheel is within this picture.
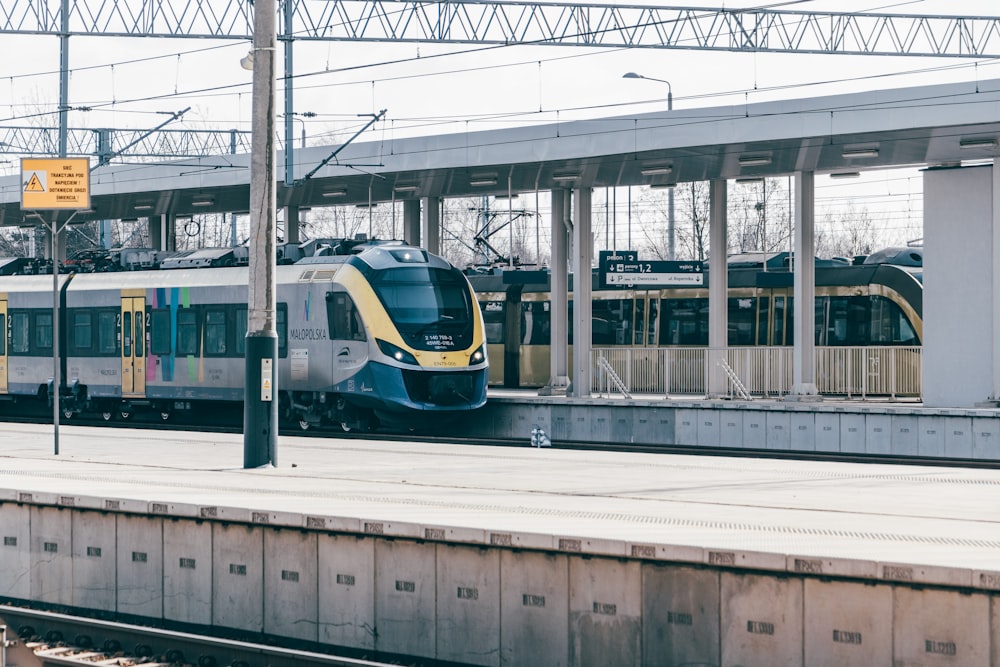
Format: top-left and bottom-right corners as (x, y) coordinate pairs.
(119, 409), (132, 421)
(62, 409), (73, 420)
(101, 411), (113, 422)
(160, 412), (170, 421)
(339, 422), (352, 433)
(298, 419), (311, 431)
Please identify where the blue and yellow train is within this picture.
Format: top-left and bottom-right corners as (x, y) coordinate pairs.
(0, 239), (489, 431)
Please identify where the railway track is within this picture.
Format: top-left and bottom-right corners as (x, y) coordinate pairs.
(0, 605), (448, 667)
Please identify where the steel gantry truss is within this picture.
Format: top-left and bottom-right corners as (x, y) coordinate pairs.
(0, 126), (252, 159)
(2, 1), (1000, 57)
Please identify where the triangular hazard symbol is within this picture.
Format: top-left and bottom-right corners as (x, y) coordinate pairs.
(263, 379), (271, 389)
(24, 173), (45, 192)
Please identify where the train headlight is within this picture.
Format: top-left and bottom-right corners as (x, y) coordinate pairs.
(468, 344), (486, 366)
(377, 339), (419, 365)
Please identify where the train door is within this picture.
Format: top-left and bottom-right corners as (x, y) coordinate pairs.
(0, 298), (7, 394)
(121, 296), (146, 397)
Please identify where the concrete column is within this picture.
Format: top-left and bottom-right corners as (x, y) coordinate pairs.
(403, 199), (421, 246)
(789, 171), (818, 398)
(149, 216), (163, 251)
(285, 206), (300, 245)
(572, 188), (593, 398)
(421, 196), (440, 255)
(541, 189), (570, 396)
(708, 179), (728, 397)
(163, 214), (177, 252)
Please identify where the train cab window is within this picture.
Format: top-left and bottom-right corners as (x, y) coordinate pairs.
(35, 313), (52, 352)
(870, 295), (919, 345)
(150, 310), (171, 356)
(327, 292), (366, 341)
(98, 311), (117, 355)
(204, 309), (227, 355)
(72, 311), (93, 351)
(177, 309), (199, 356)
(11, 312), (28, 354)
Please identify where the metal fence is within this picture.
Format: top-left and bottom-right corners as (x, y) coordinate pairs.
(591, 346), (922, 399)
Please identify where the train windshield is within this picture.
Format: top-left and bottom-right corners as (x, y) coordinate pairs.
(370, 267), (474, 349)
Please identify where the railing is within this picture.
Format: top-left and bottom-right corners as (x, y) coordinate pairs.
(592, 346), (922, 399)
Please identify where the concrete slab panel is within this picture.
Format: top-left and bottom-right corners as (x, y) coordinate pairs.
(550, 406), (571, 442)
(917, 415), (945, 457)
(720, 572), (803, 667)
(375, 539), (436, 660)
(499, 550), (568, 667)
(696, 409), (721, 447)
(789, 412), (815, 451)
(0, 503), (30, 599)
(992, 596), (1000, 667)
(633, 408), (675, 447)
(814, 412), (840, 453)
(674, 408), (699, 447)
(944, 416), (973, 458)
(719, 411), (744, 448)
(865, 413), (891, 454)
(972, 417), (1000, 459)
(893, 587), (990, 666)
(319, 534), (376, 651)
(512, 404), (552, 445)
(264, 529), (318, 642)
(73, 510), (117, 611)
(30, 506), (72, 606)
(116, 514), (163, 619)
(642, 564), (720, 667)
(566, 406), (612, 442)
(568, 556), (641, 667)
(803, 578), (891, 667)
(839, 413), (865, 453)
(766, 411), (791, 450)
(891, 414), (919, 455)
(212, 523), (263, 633)
(436, 544), (500, 666)
(163, 519), (212, 625)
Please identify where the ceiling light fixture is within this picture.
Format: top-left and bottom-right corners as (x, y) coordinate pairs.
(321, 189), (347, 198)
(470, 178), (498, 187)
(640, 166), (673, 176)
(959, 138), (997, 149)
(134, 204), (153, 211)
(552, 172), (581, 182)
(735, 176), (764, 184)
(191, 199), (214, 207)
(841, 147), (879, 159)
(830, 171), (861, 179)
(738, 155), (771, 167)
(393, 184), (419, 193)
(649, 183), (676, 189)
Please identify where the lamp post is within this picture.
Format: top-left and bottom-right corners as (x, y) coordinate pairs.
(624, 72), (675, 260)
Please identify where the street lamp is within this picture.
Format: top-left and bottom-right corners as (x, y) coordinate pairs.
(624, 72), (675, 259)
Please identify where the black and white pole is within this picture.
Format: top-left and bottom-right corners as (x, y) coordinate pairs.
(244, 0), (278, 468)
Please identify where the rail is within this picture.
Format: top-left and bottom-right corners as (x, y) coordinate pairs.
(590, 346), (922, 399)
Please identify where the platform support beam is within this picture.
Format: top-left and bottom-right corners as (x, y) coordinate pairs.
(421, 196), (440, 254)
(541, 189), (570, 396)
(789, 170), (819, 398)
(284, 206), (300, 244)
(708, 179), (728, 397)
(571, 187), (593, 398)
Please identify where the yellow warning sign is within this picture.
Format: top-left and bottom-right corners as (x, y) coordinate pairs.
(20, 157), (90, 210)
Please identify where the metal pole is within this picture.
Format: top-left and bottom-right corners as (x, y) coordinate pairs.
(52, 216), (60, 456)
(244, 0), (279, 468)
(667, 92), (675, 260)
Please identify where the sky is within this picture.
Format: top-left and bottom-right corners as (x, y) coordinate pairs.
(0, 0), (997, 246)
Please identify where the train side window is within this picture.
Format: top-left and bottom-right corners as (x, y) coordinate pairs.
(520, 301), (551, 345)
(122, 311), (132, 357)
(728, 297), (756, 346)
(658, 298), (708, 345)
(98, 311), (118, 355)
(277, 303), (288, 357)
(591, 298), (627, 345)
(870, 295), (919, 345)
(134, 310), (144, 358)
(756, 296), (770, 345)
(71, 310), (93, 352)
(204, 309), (227, 355)
(10, 312), (28, 354)
(35, 312), (52, 353)
(235, 306), (248, 356)
(481, 300), (505, 344)
(150, 310), (171, 356)
(0, 313), (5, 355)
(176, 309), (199, 356)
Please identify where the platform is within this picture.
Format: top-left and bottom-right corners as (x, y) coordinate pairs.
(0, 422), (998, 666)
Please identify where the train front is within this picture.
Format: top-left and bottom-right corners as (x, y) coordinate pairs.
(338, 244), (489, 427)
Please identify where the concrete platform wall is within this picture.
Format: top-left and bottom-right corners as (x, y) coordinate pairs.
(0, 500), (997, 666)
(470, 398), (1000, 460)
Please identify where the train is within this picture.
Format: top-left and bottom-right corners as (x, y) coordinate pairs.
(467, 247), (923, 395)
(0, 238), (489, 431)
